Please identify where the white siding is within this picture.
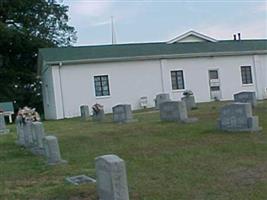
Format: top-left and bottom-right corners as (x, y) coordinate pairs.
(59, 60), (163, 118)
(42, 66), (57, 119)
(161, 55), (258, 102)
(176, 35), (207, 43)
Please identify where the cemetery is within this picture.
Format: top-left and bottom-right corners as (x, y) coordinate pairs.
(0, 100), (267, 200)
(2, 1), (267, 199)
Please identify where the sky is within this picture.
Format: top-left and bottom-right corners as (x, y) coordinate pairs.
(62, 0), (267, 46)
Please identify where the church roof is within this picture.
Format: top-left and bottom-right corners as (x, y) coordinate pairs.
(38, 31), (267, 74)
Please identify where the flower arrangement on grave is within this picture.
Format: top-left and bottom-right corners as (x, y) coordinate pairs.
(17, 106), (41, 122)
(92, 103), (104, 115)
(183, 90), (193, 97)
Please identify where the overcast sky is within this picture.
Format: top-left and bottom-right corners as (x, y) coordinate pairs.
(62, 0), (267, 46)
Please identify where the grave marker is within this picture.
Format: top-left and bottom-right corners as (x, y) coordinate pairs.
(93, 110), (105, 121)
(43, 135), (67, 165)
(95, 154), (129, 200)
(31, 122), (46, 155)
(15, 116), (25, 145)
(181, 95), (197, 110)
(218, 103), (261, 132)
(112, 104), (134, 123)
(160, 101), (198, 123)
(155, 93), (170, 109)
(22, 121), (33, 147)
(234, 91), (257, 107)
(80, 105), (90, 120)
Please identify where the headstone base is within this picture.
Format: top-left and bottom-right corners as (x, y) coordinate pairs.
(47, 159), (68, 166)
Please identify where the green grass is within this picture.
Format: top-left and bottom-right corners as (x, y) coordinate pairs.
(1, 101), (267, 200)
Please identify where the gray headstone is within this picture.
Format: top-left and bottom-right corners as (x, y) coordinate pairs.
(218, 103), (261, 132)
(181, 95), (197, 110)
(22, 121), (33, 147)
(30, 123), (37, 146)
(0, 113), (9, 134)
(93, 110), (105, 121)
(234, 91), (257, 107)
(95, 154), (129, 200)
(31, 122), (46, 155)
(80, 105), (90, 120)
(155, 93), (170, 109)
(33, 122), (45, 148)
(16, 116), (25, 145)
(43, 135), (67, 165)
(112, 104), (134, 123)
(160, 101), (198, 123)
(160, 101), (188, 121)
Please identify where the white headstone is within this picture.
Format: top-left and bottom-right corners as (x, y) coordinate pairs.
(95, 154), (129, 200)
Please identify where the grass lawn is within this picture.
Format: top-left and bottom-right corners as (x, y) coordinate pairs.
(1, 101), (267, 200)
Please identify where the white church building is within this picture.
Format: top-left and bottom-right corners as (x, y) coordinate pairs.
(38, 31), (267, 119)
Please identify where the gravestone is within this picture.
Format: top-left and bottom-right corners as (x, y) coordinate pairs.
(218, 103), (261, 132)
(155, 93), (170, 109)
(112, 104), (134, 123)
(30, 122), (37, 146)
(93, 110), (105, 121)
(80, 105), (90, 120)
(22, 121), (33, 147)
(31, 122), (46, 155)
(234, 91), (257, 107)
(0, 113), (9, 134)
(95, 154), (129, 200)
(181, 96), (197, 110)
(43, 135), (67, 165)
(160, 101), (198, 123)
(15, 116), (25, 145)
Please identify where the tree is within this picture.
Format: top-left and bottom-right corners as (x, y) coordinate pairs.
(0, 0), (76, 116)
